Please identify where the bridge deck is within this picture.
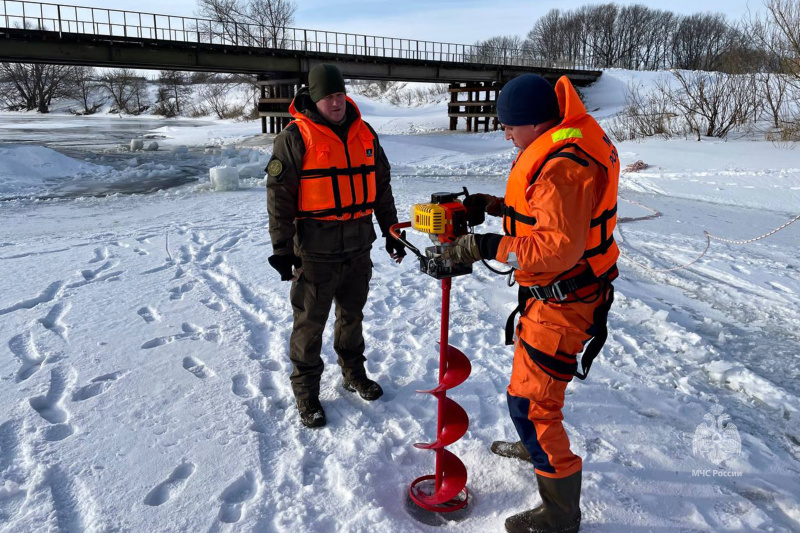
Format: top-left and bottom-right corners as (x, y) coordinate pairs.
(0, 1), (601, 84)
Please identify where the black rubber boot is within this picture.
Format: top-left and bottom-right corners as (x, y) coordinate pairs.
(491, 440), (532, 463)
(297, 397), (326, 428)
(505, 471), (582, 533)
(342, 376), (383, 401)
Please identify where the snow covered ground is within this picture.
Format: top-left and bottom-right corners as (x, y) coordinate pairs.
(1, 71), (800, 532)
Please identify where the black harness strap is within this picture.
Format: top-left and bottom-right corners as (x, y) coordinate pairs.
(504, 264), (619, 375)
(359, 164), (369, 210)
(500, 205), (537, 237)
(297, 202), (376, 218)
(298, 165), (377, 178)
(330, 167), (344, 217)
(521, 340), (578, 382)
(575, 283), (614, 380)
(584, 203), (618, 259)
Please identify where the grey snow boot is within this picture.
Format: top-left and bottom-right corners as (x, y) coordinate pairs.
(297, 397), (326, 428)
(505, 471), (582, 533)
(342, 376), (383, 401)
(491, 440), (532, 463)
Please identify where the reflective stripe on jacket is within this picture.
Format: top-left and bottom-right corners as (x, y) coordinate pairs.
(289, 96), (377, 221)
(496, 76), (620, 286)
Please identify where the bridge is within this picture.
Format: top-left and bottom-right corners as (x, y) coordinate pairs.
(0, 1), (602, 132)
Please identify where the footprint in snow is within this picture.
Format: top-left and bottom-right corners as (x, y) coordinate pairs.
(88, 247), (109, 264)
(218, 471), (259, 524)
(183, 357), (214, 379)
(231, 374), (256, 399)
(72, 371), (126, 402)
(29, 367), (72, 425)
(200, 298), (226, 312)
(9, 331), (46, 383)
(144, 462), (196, 506)
(169, 281), (195, 301)
(137, 306), (160, 324)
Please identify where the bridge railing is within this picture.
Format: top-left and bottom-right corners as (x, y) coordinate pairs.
(0, 0), (591, 70)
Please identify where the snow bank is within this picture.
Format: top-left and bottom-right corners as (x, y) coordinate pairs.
(0, 144), (106, 195)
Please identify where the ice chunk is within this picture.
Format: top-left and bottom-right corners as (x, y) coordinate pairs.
(145, 142), (159, 151)
(238, 163), (266, 179)
(130, 139), (144, 151)
(210, 166), (239, 191)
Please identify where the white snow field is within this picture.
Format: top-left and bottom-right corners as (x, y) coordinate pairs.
(1, 71), (800, 532)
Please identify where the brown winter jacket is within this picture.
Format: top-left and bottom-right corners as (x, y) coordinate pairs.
(266, 87), (399, 262)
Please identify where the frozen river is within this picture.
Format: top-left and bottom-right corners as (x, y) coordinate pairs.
(0, 114), (215, 149)
(0, 114), (235, 200)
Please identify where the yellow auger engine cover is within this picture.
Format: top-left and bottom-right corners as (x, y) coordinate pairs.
(411, 192), (469, 244)
(412, 203), (447, 235)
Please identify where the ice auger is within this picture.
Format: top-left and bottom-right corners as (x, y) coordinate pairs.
(389, 189), (473, 514)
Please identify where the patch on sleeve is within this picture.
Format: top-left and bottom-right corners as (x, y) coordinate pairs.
(266, 157), (285, 180)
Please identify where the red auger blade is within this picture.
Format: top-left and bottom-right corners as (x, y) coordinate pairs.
(413, 397), (469, 450)
(415, 345), (472, 394)
(410, 450), (468, 507)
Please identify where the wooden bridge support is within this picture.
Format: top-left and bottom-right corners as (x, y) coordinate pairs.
(448, 81), (503, 133)
(258, 74), (306, 134)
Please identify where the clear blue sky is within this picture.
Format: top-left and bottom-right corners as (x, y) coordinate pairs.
(44, 0), (758, 43)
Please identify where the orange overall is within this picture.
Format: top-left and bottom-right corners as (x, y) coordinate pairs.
(494, 76), (620, 478)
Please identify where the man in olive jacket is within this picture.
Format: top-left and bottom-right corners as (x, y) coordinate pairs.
(266, 64), (405, 428)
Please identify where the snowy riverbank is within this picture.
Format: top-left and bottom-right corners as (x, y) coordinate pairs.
(1, 71), (800, 532)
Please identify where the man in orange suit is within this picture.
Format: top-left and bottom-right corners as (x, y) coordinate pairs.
(445, 73), (620, 533)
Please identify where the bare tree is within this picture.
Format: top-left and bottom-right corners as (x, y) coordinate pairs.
(758, 72), (793, 128)
(672, 13), (736, 71)
(155, 70), (191, 116)
(197, 75), (245, 119)
(69, 66), (104, 115)
(665, 70), (760, 139)
(522, 4), (750, 71)
(470, 35), (525, 64)
(196, 0), (297, 48)
(607, 79), (678, 141)
(97, 68), (148, 114)
(749, 0), (800, 85)
(0, 63), (73, 112)
(526, 9), (564, 65)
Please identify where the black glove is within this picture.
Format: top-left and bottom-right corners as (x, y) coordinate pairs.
(463, 194), (488, 227)
(464, 193), (503, 227)
(268, 253), (301, 281)
(386, 231), (407, 263)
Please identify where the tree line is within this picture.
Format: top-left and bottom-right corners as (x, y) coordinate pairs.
(473, 0), (799, 76)
(0, 66), (263, 119)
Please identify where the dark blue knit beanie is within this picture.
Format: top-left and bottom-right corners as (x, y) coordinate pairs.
(497, 74), (560, 126)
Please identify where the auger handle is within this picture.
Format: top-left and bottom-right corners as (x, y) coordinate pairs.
(390, 222), (424, 259)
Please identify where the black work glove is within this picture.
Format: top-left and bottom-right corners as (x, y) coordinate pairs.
(386, 231), (407, 264)
(268, 253), (301, 281)
(464, 193), (503, 227)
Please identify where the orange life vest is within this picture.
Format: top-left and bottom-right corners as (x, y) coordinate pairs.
(289, 96), (377, 221)
(501, 76), (620, 282)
